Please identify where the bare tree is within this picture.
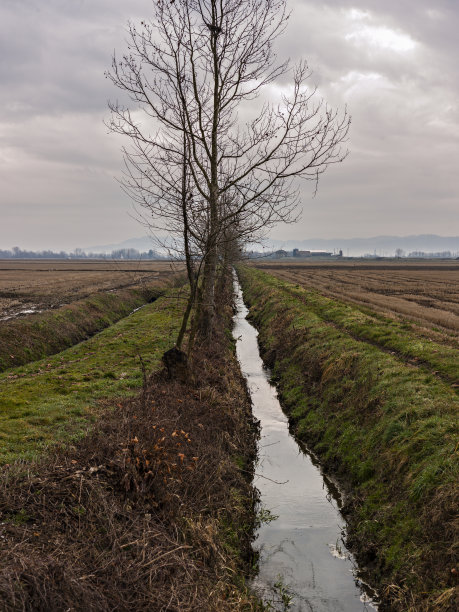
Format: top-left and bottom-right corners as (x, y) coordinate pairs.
(107, 0), (350, 340)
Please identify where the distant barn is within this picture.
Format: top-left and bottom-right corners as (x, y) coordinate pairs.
(293, 249), (333, 257)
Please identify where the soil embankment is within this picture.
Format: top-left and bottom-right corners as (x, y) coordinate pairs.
(0, 290), (188, 464)
(0, 304), (259, 609)
(238, 266), (458, 611)
(0, 286), (166, 372)
(0, 259), (180, 318)
(254, 260), (459, 342)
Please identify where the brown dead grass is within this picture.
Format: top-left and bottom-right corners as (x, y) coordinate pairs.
(0, 325), (259, 611)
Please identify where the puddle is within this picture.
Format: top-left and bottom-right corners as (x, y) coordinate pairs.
(233, 275), (378, 611)
(0, 306), (43, 321)
(129, 305), (145, 315)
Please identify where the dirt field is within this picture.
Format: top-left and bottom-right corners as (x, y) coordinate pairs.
(252, 260), (459, 341)
(0, 260), (183, 320)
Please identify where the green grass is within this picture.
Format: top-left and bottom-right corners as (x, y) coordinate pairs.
(0, 292), (185, 464)
(0, 287), (164, 372)
(253, 271), (459, 384)
(238, 266), (458, 610)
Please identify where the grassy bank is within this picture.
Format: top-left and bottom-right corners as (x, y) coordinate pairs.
(258, 271), (458, 385)
(0, 285), (166, 372)
(0, 290), (187, 464)
(238, 266), (458, 611)
(0, 301), (260, 609)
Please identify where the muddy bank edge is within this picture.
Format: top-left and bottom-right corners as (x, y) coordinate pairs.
(0, 286), (167, 372)
(238, 266), (458, 612)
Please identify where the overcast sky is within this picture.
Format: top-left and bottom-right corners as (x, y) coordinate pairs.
(1, 0), (458, 250)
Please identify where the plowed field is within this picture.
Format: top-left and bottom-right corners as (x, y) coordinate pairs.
(252, 260), (459, 345)
(0, 260), (182, 320)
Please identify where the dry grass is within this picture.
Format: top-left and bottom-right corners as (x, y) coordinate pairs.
(0, 331), (259, 611)
(0, 260), (184, 320)
(253, 261), (459, 345)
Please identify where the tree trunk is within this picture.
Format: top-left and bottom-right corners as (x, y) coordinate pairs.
(175, 133), (196, 351)
(216, 246), (230, 299)
(176, 293), (194, 351)
(197, 10), (221, 342)
(199, 243), (217, 338)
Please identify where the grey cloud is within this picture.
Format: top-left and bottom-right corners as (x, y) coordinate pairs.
(0, 0), (458, 250)
(279, 2), (459, 226)
(0, 0), (146, 120)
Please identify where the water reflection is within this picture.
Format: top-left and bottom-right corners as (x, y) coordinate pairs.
(233, 276), (378, 612)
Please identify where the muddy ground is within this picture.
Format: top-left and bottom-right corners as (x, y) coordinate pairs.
(0, 260), (184, 320)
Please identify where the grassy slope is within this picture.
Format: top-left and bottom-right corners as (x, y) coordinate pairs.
(0, 286), (165, 372)
(0, 293), (260, 611)
(262, 273), (458, 384)
(0, 292), (185, 464)
(239, 266), (458, 611)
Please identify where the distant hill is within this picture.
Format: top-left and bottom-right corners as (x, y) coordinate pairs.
(86, 236), (163, 253)
(265, 234), (459, 257)
(86, 234), (459, 257)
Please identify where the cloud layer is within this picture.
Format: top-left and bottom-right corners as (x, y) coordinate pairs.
(1, 0), (458, 249)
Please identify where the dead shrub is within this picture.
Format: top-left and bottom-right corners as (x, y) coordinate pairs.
(0, 330), (258, 611)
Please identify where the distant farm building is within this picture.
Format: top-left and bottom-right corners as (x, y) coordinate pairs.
(293, 249), (334, 258)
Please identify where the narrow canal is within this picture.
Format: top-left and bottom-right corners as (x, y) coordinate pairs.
(233, 277), (378, 612)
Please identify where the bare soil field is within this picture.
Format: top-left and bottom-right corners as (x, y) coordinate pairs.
(253, 260), (459, 343)
(0, 260), (183, 320)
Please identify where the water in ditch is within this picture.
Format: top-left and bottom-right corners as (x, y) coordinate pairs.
(233, 277), (378, 612)
(0, 306), (43, 321)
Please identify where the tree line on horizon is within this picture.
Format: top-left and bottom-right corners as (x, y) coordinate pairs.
(0, 247), (167, 260)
